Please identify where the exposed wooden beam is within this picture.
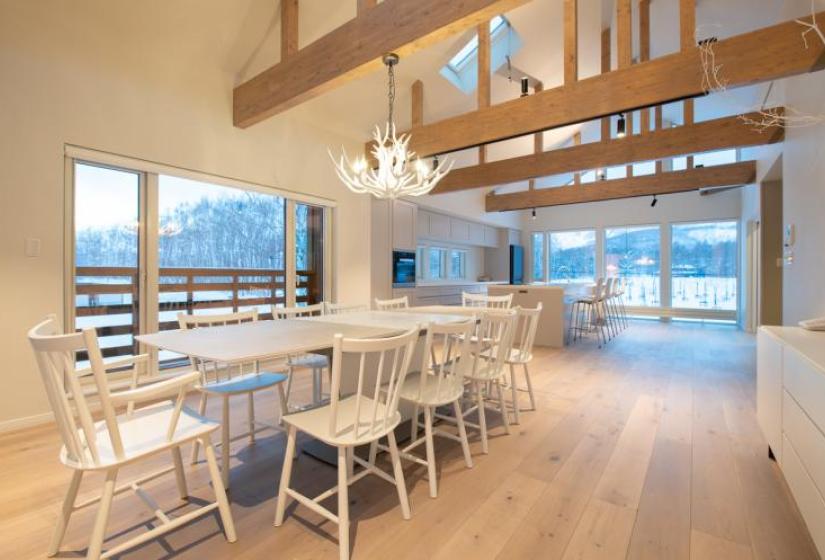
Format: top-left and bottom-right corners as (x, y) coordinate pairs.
(234, 0), (529, 128)
(478, 20), (491, 163)
(564, 0), (578, 85)
(640, 0), (651, 135)
(573, 131), (582, 184)
(411, 79), (424, 127)
(357, 0), (378, 14)
(680, 0), (696, 52)
(281, 0), (299, 59)
(373, 12), (824, 158)
(685, 99), (695, 167)
(533, 82), (544, 153)
(617, 0), (632, 69)
(600, 28), (611, 141)
(655, 106), (664, 172)
(431, 110), (783, 193)
(486, 161), (757, 211)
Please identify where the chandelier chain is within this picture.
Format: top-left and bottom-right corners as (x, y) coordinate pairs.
(387, 61), (395, 126)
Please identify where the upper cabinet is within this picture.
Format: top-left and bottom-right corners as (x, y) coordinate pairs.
(391, 199), (417, 251)
(416, 208), (503, 248)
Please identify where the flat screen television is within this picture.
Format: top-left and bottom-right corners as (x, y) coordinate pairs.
(509, 244), (524, 285)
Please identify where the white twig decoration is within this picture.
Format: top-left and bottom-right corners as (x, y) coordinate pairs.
(698, 2), (825, 131)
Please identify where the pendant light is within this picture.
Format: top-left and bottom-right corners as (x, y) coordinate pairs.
(329, 53), (453, 199)
(617, 113), (627, 138)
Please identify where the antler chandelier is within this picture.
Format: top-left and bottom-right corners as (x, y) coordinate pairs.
(329, 53), (453, 199)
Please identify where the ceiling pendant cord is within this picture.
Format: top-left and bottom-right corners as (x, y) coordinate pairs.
(386, 54), (396, 129)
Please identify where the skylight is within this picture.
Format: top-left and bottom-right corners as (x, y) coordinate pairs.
(440, 16), (521, 95)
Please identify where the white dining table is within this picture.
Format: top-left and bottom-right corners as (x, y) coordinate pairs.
(135, 309), (471, 464)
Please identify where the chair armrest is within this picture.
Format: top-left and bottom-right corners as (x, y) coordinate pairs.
(76, 353), (150, 378)
(109, 371), (200, 406)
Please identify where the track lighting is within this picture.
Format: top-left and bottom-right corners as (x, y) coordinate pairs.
(520, 77), (529, 97)
(617, 113), (626, 138)
(531, 207), (537, 219)
(651, 195), (658, 207)
(597, 168), (606, 181)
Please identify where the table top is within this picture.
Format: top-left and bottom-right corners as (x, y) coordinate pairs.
(136, 310), (469, 364)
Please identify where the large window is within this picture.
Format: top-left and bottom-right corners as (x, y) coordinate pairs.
(549, 230), (596, 283)
(531, 232), (545, 282)
(428, 247), (448, 280)
(671, 221), (738, 310)
(71, 155), (329, 367)
(449, 249), (467, 280)
(605, 225), (661, 307)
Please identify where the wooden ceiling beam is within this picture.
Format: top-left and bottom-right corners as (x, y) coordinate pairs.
(478, 20), (491, 163)
(485, 161), (757, 211)
(373, 12), (824, 158)
(281, 0), (299, 59)
(233, 0), (529, 128)
(411, 79), (424, 128)
(357, 0), (378, 14)
(564, 0), (578, 84)
(431, 110), (783, 194)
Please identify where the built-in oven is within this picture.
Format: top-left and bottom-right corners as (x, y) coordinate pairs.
(392, 250), (416, 288)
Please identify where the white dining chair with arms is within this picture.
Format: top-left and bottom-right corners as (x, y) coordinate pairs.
(28, 315), (236, 560)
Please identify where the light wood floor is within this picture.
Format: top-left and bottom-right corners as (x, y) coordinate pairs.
(1, 321), (820, 560)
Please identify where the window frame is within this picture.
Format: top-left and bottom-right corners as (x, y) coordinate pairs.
(547, 228), (597, 284)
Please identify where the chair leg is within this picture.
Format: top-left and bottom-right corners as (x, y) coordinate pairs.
(203, 437), (237, 542)
(410, 404), (420, 442)
(346, 447), (354, 479)
(495, 380), (510, 435)
(423, 406), (437, 498)
(509, 363), (520, 425)
(453, 400), (473, 469)
(274, 425), (297, 527)
(190, 392), (208, 464)
(368, 440), (379, 466)
(221, 396), (231, 489)
(523, 363), (536, 411)
(171, 446), (188, 499)
(276, 383), (288, 421)
(248, 392), (256, 444)
(47, 469), (83, 557)
(86, 468), (117, 560)
(476, 382), (489, 454)
(387, 431), (411, 520)
(337, 446), (351, 560)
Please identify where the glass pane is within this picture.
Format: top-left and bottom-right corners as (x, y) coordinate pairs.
(74, 162), (141, 365)
(549, 230), (596, 283)
(296, 203), (325, 306)
(531, 232), (545, 282)
(158, 175), (285, 363)
(605, 225), (661, 307)
(416, 247), (425, 280)
(449, 250), (466, 279)
(671, 221), (738, 310)
(428, 248), (446, 280)
(694, 148), (737, 167)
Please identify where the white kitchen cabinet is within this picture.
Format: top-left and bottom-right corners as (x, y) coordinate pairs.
(417, 209), (431, 239)
(392, 199), (417, 251)
(757, 326), (825, 558)
(484, 225), (499, 248)
(469, 222), (485, 245)
(428, 212), (450, 239)
(450, 218), (470, 243)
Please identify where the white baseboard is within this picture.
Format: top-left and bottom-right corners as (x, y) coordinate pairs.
(0, 411), (54, 434)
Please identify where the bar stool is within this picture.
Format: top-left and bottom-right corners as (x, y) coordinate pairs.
(568, 278), (607, 347)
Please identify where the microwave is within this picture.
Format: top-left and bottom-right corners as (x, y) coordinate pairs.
(392, 250), (416, 288)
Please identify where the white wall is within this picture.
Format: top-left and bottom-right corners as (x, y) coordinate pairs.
(0, 1), (372, 427)
(777, 0), (825, 325)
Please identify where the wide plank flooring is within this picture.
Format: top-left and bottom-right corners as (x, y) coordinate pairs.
(0, 321), (819, 559)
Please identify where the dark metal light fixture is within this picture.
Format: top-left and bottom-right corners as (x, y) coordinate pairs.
(651, 195), (658, 207)
(531, 207), (537, 219)
(617, 113), (627, 138)
(520, 77), (529, 97)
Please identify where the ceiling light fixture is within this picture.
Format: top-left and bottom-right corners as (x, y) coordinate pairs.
(651, 195), (658, 207)
(329, 53), (453, 199)
(617, 113), (627, 138)
(520, 77), (529, 97)
(531, 207), (537, 219)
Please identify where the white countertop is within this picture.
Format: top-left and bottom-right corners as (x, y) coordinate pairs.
(414, 281), (508, 287)
(761, 325), (825, 373)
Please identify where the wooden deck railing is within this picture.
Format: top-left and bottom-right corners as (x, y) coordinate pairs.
(75, 266), (319, 359)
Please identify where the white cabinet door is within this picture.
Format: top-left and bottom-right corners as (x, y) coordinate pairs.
(757, 329), (784, 462)
(469, 222), (485, 245)
(484, 226), (499, 248)
(429, 213), (450, 239)
(392, 200), (417, 251)
(417, 209), (431, 239)
(450, 218), (470, 243)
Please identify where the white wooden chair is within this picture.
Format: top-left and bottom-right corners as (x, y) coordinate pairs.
(273, 303), (330, 409)
(461, 291), (513, 309)
(394, 319), (475, 498)
(374, 296), (409, 311)
(455, 309), (516, 454)
(325, 301), (370, 315)
(178, 309), (288, 488)
(28, 316), (236, 560)
(274, 326), (420, 560)
(506, 304), (542, 424)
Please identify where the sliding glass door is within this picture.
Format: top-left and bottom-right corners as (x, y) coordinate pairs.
(71, 158), (328, 367)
